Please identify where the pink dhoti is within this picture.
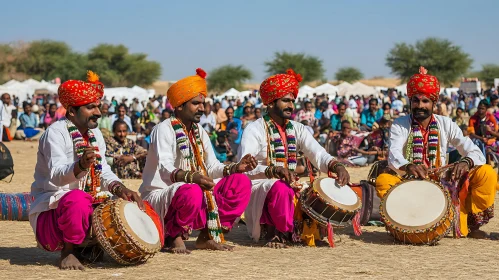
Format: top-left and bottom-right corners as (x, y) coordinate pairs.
(260, 180), (295, 233)
(164, 173), (251, 239)
(36, 190), (93, 252)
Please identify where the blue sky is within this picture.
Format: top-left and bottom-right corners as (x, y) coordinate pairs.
(2, 0), (498, 82)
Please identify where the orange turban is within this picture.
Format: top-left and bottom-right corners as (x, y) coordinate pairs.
(259, 69), (302, 105)
(58, 71), (104, 109)
(167, 68), (208, 108)
(407, 66), (440, 102)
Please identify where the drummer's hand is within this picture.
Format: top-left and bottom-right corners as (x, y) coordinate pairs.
(116, 184), (145, 210)
(274, 166), (294, 184)
(235, 154), (258, 173)
(405, 163), (428, 179)
(451, 162), (469, 181)
(334, 165), (350, 186)
(193, 173), (216, 191)
(79, 147), (97, 169)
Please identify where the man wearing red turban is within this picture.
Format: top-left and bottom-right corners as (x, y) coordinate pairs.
(30, 71), (144, 270)
(238, 69), (351, 248)
(376, 66), (497, 240)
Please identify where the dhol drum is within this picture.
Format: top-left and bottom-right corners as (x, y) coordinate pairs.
(0, 192), (34, 221)
(92, 199), (162, 265)
(300, 177), (362, 227)
(379, 180), (455, 245)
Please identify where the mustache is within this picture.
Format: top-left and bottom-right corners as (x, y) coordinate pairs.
(89, 115), (101, 120)
(283, 108), (293, 112)
(413, 109), (429, 114)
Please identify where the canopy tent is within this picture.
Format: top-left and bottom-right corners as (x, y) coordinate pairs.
(298, 85), (315, 99)
(336, 82), (353, 96)
(347, 82), (378, 97)
(313, 83), (338, 96)
(395, 84), (407, 95)
(219, 88), (240, 98)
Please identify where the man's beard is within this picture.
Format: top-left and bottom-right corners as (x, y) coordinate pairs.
(412, 108), (431, 121)
(192, 112), (203, 123)
(277, 108), (293, 119)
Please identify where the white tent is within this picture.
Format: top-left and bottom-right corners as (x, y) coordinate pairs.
(220, 88), (240, 98)
(313, 83), (338, 96)
(395, 84), (407, 95)
(298, 85), (315, 99)
(337, 82), (353, 96)
(348, 82), (378, 97)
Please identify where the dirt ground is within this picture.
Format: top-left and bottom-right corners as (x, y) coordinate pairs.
(1, 141), (499, 280)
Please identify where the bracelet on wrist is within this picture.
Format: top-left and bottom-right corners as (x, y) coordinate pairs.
(78, 160), (89, 172)
(184, 171), (190, 183)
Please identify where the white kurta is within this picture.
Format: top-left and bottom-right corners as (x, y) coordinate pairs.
(388, 114), (485, 174)
(237, 118), (335, 241)
(138, 119), (225, 227)
(29, 119), (120, 233)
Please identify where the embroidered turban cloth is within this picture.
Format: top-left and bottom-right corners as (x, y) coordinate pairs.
(167, 68), (208, 108)
(259, 68), (303, 105)
(58, 71), (104, 109)
(407, 66), (440, 102)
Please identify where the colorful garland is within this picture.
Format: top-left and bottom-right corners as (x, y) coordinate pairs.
(263, 115), (297, 171)
(171, 117), (224, 243)
(408, 117), (439, 169)
(66, 119), (110, 203)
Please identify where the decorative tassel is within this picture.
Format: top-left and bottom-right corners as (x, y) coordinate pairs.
(87, 70), (100, 82)
(352, 211), (362, 236)
(327, 221), (335, 248)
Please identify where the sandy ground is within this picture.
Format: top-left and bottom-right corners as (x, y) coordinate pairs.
(1, 141), (499, 280)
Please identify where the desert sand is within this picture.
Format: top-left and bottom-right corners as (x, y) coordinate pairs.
(1, 141), (498, 280)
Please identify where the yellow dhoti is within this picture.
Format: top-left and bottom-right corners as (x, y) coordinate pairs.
(375, 164), (497, 237)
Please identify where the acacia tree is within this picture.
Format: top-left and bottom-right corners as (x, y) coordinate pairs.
(207, 64), (252, 92)
(478, 64), (499, 88)
(264, 51), (324, 83)
(386, 37), (473, 85)
(335, 67), (364, 82)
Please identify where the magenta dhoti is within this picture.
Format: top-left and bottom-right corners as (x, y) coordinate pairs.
(36, 190), (93, 252)
(260, 180), (295, 233)
(164, 173), (251, 239)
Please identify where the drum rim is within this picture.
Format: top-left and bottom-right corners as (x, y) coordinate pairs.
(380, 179), (453, 231)
(117, 200), (162, 251)
(312, 178), (362, 211)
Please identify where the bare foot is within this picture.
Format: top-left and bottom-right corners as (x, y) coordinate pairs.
(195, 229), (234, 251)
(264, 235), (288, 249)
(468, 229), (491, 239)
(163, 236), (191, 254)
(60, 252), (85, 270)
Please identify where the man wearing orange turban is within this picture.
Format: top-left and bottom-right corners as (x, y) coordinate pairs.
(140, 68), (257, 254)
(376, 66), (497, 240)
(30, 71), (143, 269)
(238, 69), (351, 248)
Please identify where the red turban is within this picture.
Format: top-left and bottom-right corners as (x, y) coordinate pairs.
(58, 71), (104, 109)
(259, 69), (302, 105)
(407, 66), (440, 102)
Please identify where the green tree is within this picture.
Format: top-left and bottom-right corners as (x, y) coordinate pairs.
(478, 64), (499, 88)
(386, 37), (473, 85)
(335, 67), (364, 82)
(207, 65), (252, 92)
(87, 44), (161, 87)
(264, 51), (324, 83)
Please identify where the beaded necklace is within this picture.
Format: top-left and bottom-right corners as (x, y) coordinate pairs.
(66, 119), (109, 203)
(406, 116), (439, 169)
(171, 117), (224, 243)
(263, 115), (297, 171)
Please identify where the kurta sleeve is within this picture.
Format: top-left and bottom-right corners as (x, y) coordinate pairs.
(447, 120), (486, 166)
(237, 122), (268, 180)
(388, 118), (410, 170)
(39, 128), (79, 188)
(95, 129), (121, 190)
(153, 124), (178, 185)
(295, 123), (334, 173)
(200, 126), (225, 179)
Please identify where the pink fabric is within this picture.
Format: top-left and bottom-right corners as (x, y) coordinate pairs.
(260, 180), (295, 233)
(164, 173), (251, 239)
(36, 190), (93, 252)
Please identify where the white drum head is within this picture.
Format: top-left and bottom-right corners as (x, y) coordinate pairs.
(123, 202), (160, 245)
(385, 181), (446, 227)
(318, 178), (357, 206)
